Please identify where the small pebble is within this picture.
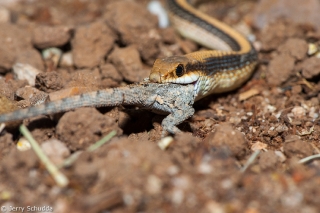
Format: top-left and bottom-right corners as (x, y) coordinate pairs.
(275, 124), (288, 133)
(0, 6), (10, 23)
(158, 136), (174, 150)
(147, 0), (169, 28)
(274, 150), (287, 162)
(13, 63), (42, 86)
(307, 43), (318, 56)
(17, 138), (31, 151)
(251, 141), (268, 151)
(41, 139), (70, 165)
(42, 47), (63, 69)
(166, 165), (180, 176)
(146, 175), (163, 194)
(291, 106), (306, 119)
(197, 162), (212, 174)
(205, 201), (225, 213)
(59, 52), (73, 67)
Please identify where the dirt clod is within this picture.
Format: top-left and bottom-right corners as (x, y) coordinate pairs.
(267, 53), (295, 86)
(72, 21), (115, 68)
(35, 71), (64, 92)
(253, 0), (320, 30)
(0, 79), (15, 100)
(56, 107), (120, 151)
(0, 23), (32, 72)
(205, 123), (248, 158)
(258, 151), (279, 170)
(108, 46), (149, 82)
(32, 25), (72, 49)
(15, 48), (44, 71)
(283, 135), (314, 158)
(66, 68), (101, 91)
(278, 38), (308, 60)
(99, 63), (123, 88)
(300, 57), (320, 79)
(104, 1), (160, 64)
(15, 86), (49, 106)
(41, 138), (70, 165)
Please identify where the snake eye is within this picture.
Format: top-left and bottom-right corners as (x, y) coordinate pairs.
(175, 64), (184, 77)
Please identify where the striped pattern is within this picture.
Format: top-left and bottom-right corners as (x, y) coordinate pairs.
(167, 0), (241, 51)
(149, 0), (258, 100)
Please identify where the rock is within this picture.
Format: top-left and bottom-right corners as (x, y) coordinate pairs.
(0, 79), (15, 100)
(32, 25), (72, 49)
(253, 0), (320, 30)
(258, 151), (279, 170)
(59, 52), (73, 67)
(41, 139), (70, 165)
(0, 23), (32, 72)
(267, 54), (295, 86)
(0, 6), (11, 23)
(283, 135), (313, 158)
(301, 57), (320, 79)
(65, 68), (101, 90)
(15, 48), (44, 71)
(42, 47), (63, 70)
(72, 21), (115, 68)
(278, 38), (308, 60)
(13, 63), (42, 86)
(15, 86), (49, 106)
(104, 1), (160, 64)
(35, 71), (64, 93)
(99, 63), (123, 88)
(56, 108), (120, 151)
(108, 46), (149, 82)
(204, 123), (248, 158)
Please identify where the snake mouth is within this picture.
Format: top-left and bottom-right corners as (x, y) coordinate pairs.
(173, 74), (200, 99)
(170, 73), (200, 84)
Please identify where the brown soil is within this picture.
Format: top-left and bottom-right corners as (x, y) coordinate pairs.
(1, 0), (320, 212)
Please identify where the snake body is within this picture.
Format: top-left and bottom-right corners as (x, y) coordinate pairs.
(149, 0), (258, 100)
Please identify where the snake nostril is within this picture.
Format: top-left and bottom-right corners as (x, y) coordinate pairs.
(149, 72), (161, 83)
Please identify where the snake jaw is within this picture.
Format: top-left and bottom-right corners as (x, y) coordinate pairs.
(173, 72), (199, 84)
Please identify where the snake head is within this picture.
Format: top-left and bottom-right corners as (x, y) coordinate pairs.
(149, 55), (199, 84)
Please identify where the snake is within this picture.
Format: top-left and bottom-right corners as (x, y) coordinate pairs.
(149, 0), (258, 101)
